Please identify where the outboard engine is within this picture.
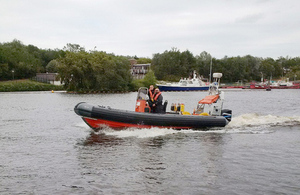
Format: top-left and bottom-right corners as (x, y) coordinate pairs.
(221, 109), (232, 122)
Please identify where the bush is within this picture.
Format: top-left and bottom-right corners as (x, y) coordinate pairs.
(129, 79), (144, 91)
(0, 80), (64, 92)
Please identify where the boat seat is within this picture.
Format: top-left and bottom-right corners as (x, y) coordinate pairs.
(163, 100), (168, 113)
(198, 95), (219, 104)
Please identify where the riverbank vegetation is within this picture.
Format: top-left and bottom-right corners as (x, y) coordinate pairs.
(0, 80), (64, 92)
(57, 50), (133, 92)
(1, 39), (299, 92)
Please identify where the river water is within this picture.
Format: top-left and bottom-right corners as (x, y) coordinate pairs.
(0, 89), (300, 195)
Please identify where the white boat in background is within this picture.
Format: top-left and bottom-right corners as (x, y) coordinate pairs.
(250, 78), (300, 89)
(157, 71), (210, 91)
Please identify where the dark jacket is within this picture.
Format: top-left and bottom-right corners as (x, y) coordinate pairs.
(153, 93), (164, 113)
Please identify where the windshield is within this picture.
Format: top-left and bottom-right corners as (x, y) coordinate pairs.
(137, 87), (149, 100)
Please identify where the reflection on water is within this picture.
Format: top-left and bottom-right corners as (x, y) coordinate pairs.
(75, 129), (227, 194)
(82, 132), (124, 146)
(140, 137), (166, 149)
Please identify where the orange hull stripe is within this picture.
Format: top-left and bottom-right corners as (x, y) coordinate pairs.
(83, 117), (191, 130)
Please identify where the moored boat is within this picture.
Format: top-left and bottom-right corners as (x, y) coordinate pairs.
(157, 71), (209, 91)
(74, 73), (232, 130)
(250, 79), (300, 89)
(250, 74), (300, 89)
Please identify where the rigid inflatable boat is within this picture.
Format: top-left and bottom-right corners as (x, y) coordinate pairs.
(74, 73), (232, 130)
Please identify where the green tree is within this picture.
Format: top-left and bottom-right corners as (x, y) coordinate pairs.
(63, 43), (85, 53)
(244, 55), (261, 81)
(40, 49), (66, 68)
(151, 48), (197, 81)
(260, 58), (276, 80)
(0, 63), (9, 79)
(143, 69), (157, 87)
(195, 51), (212, 78)
(57, 51), (132, 92)
(46, 59), (59, 72)
(137, 57), (152, 64)
(0, 39), (42, 79)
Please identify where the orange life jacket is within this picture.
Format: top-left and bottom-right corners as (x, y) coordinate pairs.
(149, 89), (154, 101)
(154, 92), (162, 101)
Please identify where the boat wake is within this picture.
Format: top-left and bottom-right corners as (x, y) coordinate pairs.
(228, 113), (300, 128)
(102, 128), (181, 138)
(224, 113), (300, 134)
(74, 122), (91, 129)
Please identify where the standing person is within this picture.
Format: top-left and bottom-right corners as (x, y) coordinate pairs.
(152, 88), (164, 113)
(148, 85), (155, 101)
(148, 85), (155, 112)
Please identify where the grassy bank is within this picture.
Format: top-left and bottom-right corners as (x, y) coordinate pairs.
(0, 80), (65, 92)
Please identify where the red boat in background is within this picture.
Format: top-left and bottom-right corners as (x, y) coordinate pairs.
(250, 78), (300, 89)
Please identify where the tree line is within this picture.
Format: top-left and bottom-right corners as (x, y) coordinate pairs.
(0, 39), (65, 80)
(152, 48), (300, 83)
(0, 40), (152, 91)
(1, 40), (299, 92)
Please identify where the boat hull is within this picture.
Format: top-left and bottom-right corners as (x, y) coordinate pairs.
(74, 102), (228, 130)
(157, 85), (209, 91)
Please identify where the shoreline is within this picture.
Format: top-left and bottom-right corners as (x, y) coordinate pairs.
(0, 79), (64, 92)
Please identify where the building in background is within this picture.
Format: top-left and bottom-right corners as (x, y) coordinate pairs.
(129, 59), (151, 79)
(35, 73), (62, 85)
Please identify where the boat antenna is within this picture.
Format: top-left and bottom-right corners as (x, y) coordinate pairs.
(209, 56), (212, 84)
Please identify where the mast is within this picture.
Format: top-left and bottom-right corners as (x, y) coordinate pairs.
(209, 56), (212, 84)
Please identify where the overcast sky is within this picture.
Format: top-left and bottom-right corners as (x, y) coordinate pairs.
(1, 0), (299, 59)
